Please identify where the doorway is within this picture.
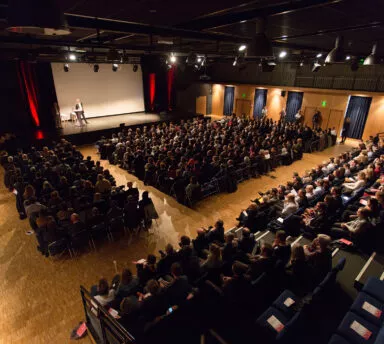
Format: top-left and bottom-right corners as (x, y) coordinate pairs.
(235, 99), (252, 117)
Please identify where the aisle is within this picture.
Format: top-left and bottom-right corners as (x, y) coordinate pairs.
(0, 141), (356, 344)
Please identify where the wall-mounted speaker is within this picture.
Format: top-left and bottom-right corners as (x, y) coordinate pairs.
(281, 90), (286, 97)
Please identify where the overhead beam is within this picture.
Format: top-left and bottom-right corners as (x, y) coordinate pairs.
(64, 13), (247, 43)
(177, 0), (344, 31)
(272, 21), (383, 41)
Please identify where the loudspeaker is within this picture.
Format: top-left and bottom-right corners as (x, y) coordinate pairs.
(281, 90), (286, 97)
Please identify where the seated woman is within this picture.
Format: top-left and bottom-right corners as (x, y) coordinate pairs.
(286, 244), (314, 295)
(342, 171), (366, 194)
(116, 269), (139, 299)
(93, 278), (116, 306)
(201, 243), (223, 272)
(304, 234), (332, 284)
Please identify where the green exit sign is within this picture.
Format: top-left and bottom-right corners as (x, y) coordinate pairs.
(321, 100), (327, 107)
(242, 93), (246, 98)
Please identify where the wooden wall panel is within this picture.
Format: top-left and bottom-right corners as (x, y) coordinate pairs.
(196, 96), (207, 116)
(327, 109), (344, 135)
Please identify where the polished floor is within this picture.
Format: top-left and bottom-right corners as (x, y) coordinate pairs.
(0, 141), (357, 344)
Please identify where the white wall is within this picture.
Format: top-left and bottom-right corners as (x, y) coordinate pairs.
(51, 63), (145, 118)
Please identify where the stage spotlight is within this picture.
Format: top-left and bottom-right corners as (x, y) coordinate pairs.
(299, 61), (304, 67)
(68, 53), (76, 61)
(133, 64), (138, 72)
(325, 36), (344, 64)
(238, 44), (247, 52)
(197, 57), (202, 63)
(279, 51), (287, 58)
(169, 53), (177, 64)
(233, 57), (238, 66)
(316, 53), (322, 58)
(345, 55), (351, 60)
(311, 61), (321, 72)
(364, 43), (379, 65)
(63, 63), (69, 72)
(112, 63), (119, 72)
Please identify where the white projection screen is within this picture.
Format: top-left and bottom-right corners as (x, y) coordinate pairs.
(51, 63), (145, 118)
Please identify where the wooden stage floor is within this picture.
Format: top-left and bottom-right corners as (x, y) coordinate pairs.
(0, 141), (357, 344)
(59, 112), (192, 136)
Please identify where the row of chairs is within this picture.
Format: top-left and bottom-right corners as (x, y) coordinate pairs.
(47, 216), (139, 258)
(329, 277), (384, 344)
(256, 257), (347, 343)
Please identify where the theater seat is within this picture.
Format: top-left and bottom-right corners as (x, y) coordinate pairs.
(362, 277), (384, 303)
(328, 334), (351, 344)
(337, 312), (379, 344)
(256, 307), (290, 338)
(350, 292), (384, 327)
(272, 290), (299, 318)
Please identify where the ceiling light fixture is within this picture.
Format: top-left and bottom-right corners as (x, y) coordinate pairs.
(345, 55), (351, 60)
(233, 57), (238, 66)
(279, 51), (287, 58)
(363, 43), (378, 65)
(325, 36), (344, 64)
(300, 61), (304, 67)
(316, 53), (322, 58)
(311, 61), (321, 72)
(68, 53), (76, 61)
(63, 63), (69, 72)
(238, 45), (247, 52)
(169, 53), (177, 64)
(112, 63), (119, 72)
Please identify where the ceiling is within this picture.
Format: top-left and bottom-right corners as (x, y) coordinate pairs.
(0, 0), (383, 63)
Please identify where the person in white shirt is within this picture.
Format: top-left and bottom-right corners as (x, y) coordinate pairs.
(295, 110), (302, 123)
(94, 278), (116, 306)
(281, 193), (299, 217)
(343, 172), (367, 193)
(74, 98), (88, 126)
(331, 207), (371, 238)
(261, 106), (268, 118)
(305, 185), (315, 201)
(313, 180), (325, 197)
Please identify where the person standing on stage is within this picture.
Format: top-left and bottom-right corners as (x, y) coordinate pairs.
(75, 98), (88, 126)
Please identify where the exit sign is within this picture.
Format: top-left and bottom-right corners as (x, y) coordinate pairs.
(321, 100), (327, 107)
(242, 93), (246, 98)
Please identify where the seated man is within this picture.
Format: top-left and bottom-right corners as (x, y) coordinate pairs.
(68, 213), (86, 236)
(164, 263), (193, 306)
(331, 207), (371, 239)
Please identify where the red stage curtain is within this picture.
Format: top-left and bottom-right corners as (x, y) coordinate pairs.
(167, 66), (175, 111)
(17, 61), (40, 127)
(149, 73), (156, 111)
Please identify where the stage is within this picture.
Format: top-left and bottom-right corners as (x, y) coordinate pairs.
(58, 111), (198, 145)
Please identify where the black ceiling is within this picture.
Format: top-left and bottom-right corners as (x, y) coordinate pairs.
(0, 0), (383, 62)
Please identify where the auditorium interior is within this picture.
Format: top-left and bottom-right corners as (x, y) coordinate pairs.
(1, 1), (384, 343)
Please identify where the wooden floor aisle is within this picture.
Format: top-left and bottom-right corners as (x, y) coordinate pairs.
(0, 141), (356, 344)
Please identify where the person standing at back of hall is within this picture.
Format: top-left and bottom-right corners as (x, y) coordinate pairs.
(261, 106), (268, 118)
(341, 117), (351, 143)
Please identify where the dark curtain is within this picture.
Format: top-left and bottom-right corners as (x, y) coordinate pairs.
(286, 91), (304, 122)
(223, 86), (235, 116)
(141, 55), (170, 112)
(344, 96), (372, 139)
(253, 89), (267, 118)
